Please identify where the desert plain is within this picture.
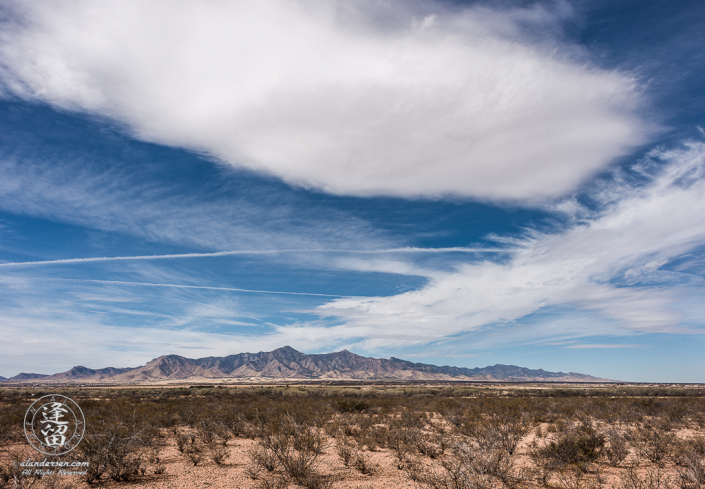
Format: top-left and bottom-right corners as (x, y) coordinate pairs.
(1, 382), (705, 489)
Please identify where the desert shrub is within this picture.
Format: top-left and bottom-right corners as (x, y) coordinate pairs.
(554, 469), (602, 489)
(415, 456), (495, 489)
(675, 452), (705, 489)
(289, 471), (333, 489)
(248, 445), (278, 473)
(255, 475), (288, 489)
(248, 404), (331, 487)
(531, 420), (605, 474)
(463, 405), (531, 456)
(195, 418), (218, 444)
(342, 420), (385, 452)
(353, 453), (379, 475)
(336, 399), (370, 413)
(336, 436), (357, 466)
(630, 423), (678, 466)
(223, 411), (247, 438)
(386, 425), (415, 468)
(415, 433), (444, 460)
(246, 462), (263, 481)
(37, 474), (75, 489)
(674, 437), (705, 467)
(182, 440), (204, 466)
(324, 416), (344, 438)
(0, 449), (41, 489)
(333, 412), (386, 452)
(363, 425), (389, 451)
(618, 466), (674, 489)
(446, 412), (466, 429)
(415, 434), (526, 489)
(342, 422), (361, 438)
(78, 436), (111, 483)
(605, 427), (631, 467)
(208, 443), (230, 465)
(386, 410), (433, 467)
(214, 423), (232, 446)
(178, 421), (233, 466)
(145, 445), (161, 465)
(77, 415), (151, 483)
(459, 440), (527, 488)
(257, 412), (328, 486)
(105, 437), (145, 480)
(175, 432), (190, 453)
(431, 422), (452, 453)
(688, 437), (705, 457)
(0, 404), (24, 448)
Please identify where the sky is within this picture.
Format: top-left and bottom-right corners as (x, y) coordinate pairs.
(0, 0), (704, 382)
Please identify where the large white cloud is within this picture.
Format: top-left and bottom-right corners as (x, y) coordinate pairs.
(0, 0), (650, 201)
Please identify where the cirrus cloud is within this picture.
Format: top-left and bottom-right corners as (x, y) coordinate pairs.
(307, 142), (705, 347)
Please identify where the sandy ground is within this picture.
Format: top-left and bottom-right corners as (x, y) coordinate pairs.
(84, 437), (418, 489)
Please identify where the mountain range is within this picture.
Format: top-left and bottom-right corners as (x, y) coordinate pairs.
(1, 346), (611, 383)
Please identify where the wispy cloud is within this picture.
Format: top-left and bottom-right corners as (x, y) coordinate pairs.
(48, 278), (357, 298)
(282, 142), (705, 348)
(0, 274), (310, 374)
(0, 147), (391, 254)
(0, 283), (352, 375)
(564, 344), (644, 349)
(0, 246), (511, 269)
(0, 0), (652, 201)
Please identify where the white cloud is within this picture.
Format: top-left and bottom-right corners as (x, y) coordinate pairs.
(0, 312), (259, 375)
(53, 278), (352, 298)
(0, 0), (651, 201)
(0, 283), (352, 376)
(0, 275), (292, 375)
(0, 247), (517, 270)
(301, 142), (705, 347)
(0, 150), (389, 253)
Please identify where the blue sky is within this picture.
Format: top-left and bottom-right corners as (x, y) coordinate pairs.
(0, 0), (704, 382)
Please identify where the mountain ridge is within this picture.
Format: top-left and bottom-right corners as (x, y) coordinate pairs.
(4, 372), (49, 382)
(1, 346), (612, 383)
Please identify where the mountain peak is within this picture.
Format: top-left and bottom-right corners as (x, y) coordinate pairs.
(152, 354), (188, 361)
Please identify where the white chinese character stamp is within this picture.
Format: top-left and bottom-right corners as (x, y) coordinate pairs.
(24, 395), (85, 456)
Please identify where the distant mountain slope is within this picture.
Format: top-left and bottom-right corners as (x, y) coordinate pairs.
(45, 366), (134, 381)
(2, 346), (612, 383)
(5, 373), (49, 382)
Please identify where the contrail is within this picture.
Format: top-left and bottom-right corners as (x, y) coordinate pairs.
(0, 247), (509, 268)
(47, 278), (360, 298)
